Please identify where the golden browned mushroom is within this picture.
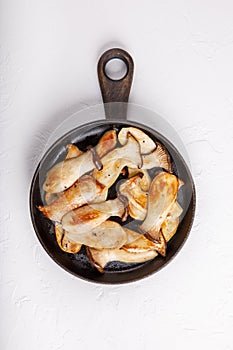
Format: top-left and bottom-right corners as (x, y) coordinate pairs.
(93, 159), (129, 189)
(44, 192), (59, 206)
(141, 142), (172, 172)
(86, 247), (158, 273)
(45, 144), (83, 205)
(118, 127), (156, 154)
(167, 200), (183, 220)
(122, 229), (161, 253)
(61, 198), (126, 235)
(66, 144), (83, 158)
(123, 201), (182, 256)
(86, 199), (184, 272)
(38, 175), (106, 222)
(139, 172), (179, 254)
(161, 201), (183, 241)
(127, 168), (151, 192)
(92, 133), (142, 189)
(123, 227), (142, 243)
(124, 201), (183, 256)
(65, 220), (127, 249)
(54, 223), (82, 254)
(162, 218), (179, 242)
(119, 176), (148, 221)
(43, 130), (117, 193)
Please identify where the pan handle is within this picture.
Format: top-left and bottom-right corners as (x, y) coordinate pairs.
(97, 48), (134, 120)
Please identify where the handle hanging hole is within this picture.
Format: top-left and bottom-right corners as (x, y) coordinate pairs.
(104, 58), (128, 81)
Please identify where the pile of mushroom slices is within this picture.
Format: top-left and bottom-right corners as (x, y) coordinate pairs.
(39, 127), (184, 273)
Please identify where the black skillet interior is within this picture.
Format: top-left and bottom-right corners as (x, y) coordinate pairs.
(30, 119), (195, 284)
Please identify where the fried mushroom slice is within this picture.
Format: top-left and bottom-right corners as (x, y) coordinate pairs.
(124, 200), (183, 257)
(93, 133), (142, 189)
(123, 227), (142, 244)
(44, 144), (83, 205)
(141, 142), (172, 172)
(54, 223), (82, 254)
(44, 192), (59, 206)
(38, 175), (105, 222)
(144, 231), (167, 257)
(161, 217), (179, 242)
(43, 130), (117, 193)
(119, 176), (148, 221)
(161, 201), (183, 241)
(167, 200), (183, 220)
(65, 221), (127, 249)
(139, 172), (179, 244)
(118, 127), (156, 154)
(61, 198), (125, 235)
(93, 158), (131, 189)
(127, 168), (151, 192)
(66, 144), (83, 158)
(122, 229), (161, 253)
(86, 247), (158, 273)
(100, 133), (142, 166)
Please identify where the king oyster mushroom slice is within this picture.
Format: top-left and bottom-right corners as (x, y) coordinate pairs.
(125, 201), (183, 249)
(65, 220), (127, 249)
(86, 247), (158, 273)
(93, 159), (130, 190)
(38, 175), (105, 222)
(167, 200), (183, 220)
(45, 192), (60, 206)
(45, 144), (83, 205)
(127, 168), (151, 192)
(141, 142), (172, 172)
(118, 127), (156, 154)
(55, 223), (82, 254)
(123, 227), (143, 244)
(119, 175), (148, 221)
(142, 200), (183, 256)
(43, 129), (117, 193)
(161, 217), (179, 243)
(93, 133), (142, 189)
(66, 143), (83, 158)
(87, 201), (184, 272)
(161, 200), (183, 242)
(139, 172), (179, 244)
(61, 198), (125, 235)
(122, 228), (161, 253)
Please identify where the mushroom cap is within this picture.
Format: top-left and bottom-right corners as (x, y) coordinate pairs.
(141, 142), (172, 172)
(118, 127), (156, 154)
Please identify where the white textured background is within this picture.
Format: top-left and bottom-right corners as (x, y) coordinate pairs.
(1, 1), (233, 349)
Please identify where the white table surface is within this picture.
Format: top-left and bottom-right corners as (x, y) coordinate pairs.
(1, 1), (233, 349)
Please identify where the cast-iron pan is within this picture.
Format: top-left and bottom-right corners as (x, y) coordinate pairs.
(30, 48), (196, 284)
